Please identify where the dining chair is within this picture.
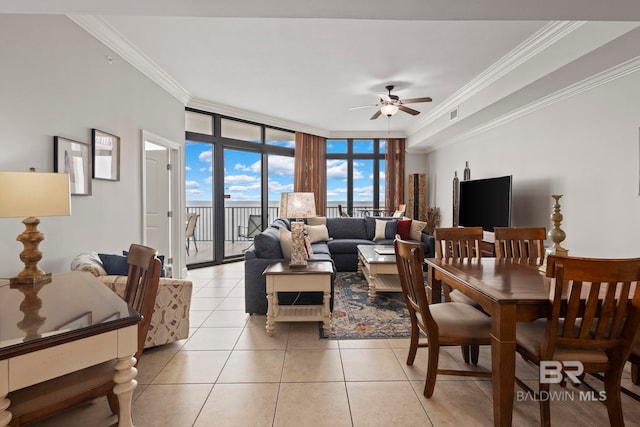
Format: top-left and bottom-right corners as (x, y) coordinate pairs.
(394, 238), (492, 398)
(515, 254), (640, 427)
(433, 226), (486, 363)
(494, 226), (546, 265)
(392, 203), (407, 218)
(7, 244), (162, 426)
(185, 212), (199, 255)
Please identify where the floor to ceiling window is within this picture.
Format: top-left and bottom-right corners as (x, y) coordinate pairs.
(326, 139), (386, 218)
(185, 108), (294, 267)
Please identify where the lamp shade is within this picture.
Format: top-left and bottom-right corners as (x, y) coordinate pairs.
(0, 172), (71, 218)
(380, 104), (399, 116)
(279, 192), (316, 219)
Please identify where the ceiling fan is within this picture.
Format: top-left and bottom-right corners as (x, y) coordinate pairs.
(351, 85), (432, 120)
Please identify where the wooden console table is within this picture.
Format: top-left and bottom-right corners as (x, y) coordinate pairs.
(0, 272), (140, 427)
(263, 262), (333, 336)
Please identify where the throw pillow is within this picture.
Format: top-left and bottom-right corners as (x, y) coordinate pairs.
(385, 220), (398, 239)
(306, 216), (326, 226)
(304, 236), (314, 258)
(98, 253), (129, 276)
(279, 227), (293, 259)
(410, 220), (427, 241)
(122, 250), (166, 277)
(397, 219), (412, 240)
(374, 219), (388, 241)
(305, 224), (330, 243)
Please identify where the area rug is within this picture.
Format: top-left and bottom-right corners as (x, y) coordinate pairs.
(321, 271), (413, 339)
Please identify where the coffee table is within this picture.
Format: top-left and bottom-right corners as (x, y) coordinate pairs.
(357, 245), (402, 302)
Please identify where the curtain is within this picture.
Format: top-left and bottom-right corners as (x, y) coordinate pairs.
(294, 132), (327, 215)
(385, 138), (405, 212)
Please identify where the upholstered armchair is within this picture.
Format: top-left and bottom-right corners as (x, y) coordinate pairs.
(71, 252), (192, 348)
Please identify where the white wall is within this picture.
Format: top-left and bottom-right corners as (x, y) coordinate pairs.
(0, 15), (185, 277)
(425, 69), (640, 257)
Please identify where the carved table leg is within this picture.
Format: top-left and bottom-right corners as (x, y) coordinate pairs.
(322, 289), (331, 336)
(266, 289), (275, 336)
(112, 355), (138, 427)
(0, 395), (11, 427)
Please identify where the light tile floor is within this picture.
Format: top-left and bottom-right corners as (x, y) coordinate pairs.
(27, 262), (640, 426)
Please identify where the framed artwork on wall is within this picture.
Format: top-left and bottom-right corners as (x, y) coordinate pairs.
(54, 136), (92, 196)
(91, 129), (120, 181)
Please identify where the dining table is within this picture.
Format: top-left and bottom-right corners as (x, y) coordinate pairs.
(425, 258), (551, 427)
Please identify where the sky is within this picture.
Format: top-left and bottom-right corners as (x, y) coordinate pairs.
(185, 140), (385, 205)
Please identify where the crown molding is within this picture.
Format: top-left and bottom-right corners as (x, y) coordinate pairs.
(68, 14), (192, 105)
(407, 20), (584, 136)
(423, 55), (640, 153)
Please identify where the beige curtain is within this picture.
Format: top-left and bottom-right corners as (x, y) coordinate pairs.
(294, 132), (327, 215)
(385, 138), (405, 212)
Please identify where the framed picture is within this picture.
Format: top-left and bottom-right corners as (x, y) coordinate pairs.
(55, 311), (93, 331)
(54, 136), (92, 196)
(91, 129), (120, 181)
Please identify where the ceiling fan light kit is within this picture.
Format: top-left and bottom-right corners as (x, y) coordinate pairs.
(351, 85), (433, 121)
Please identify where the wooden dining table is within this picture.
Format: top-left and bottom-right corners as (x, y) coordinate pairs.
(425, 258), (551, 427)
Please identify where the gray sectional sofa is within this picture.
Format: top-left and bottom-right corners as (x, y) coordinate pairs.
(244, 216), (435, 314)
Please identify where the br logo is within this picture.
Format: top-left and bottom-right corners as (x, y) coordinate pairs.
(540, 361), (584, 385)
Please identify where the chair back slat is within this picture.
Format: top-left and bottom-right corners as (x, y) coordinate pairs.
(544, 255), (640, 359)
(124, 244), (161, 360)
(494, 227), (546, 265)
(434, 227), (483, 261)
(395, 239), (437, 333)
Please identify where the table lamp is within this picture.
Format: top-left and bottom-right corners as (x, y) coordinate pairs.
(0, 171), (71, 285)
(279, 192), (316, 268)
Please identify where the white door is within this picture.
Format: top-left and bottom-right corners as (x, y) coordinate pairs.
(145, 142), (171, 259)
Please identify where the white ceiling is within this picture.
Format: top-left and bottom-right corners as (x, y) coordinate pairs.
(4, 1), (640, 149)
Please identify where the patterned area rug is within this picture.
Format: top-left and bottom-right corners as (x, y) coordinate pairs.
(321, 271), (412, 339)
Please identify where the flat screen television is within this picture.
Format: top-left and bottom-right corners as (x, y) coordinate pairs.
(458, 175), (512, 232)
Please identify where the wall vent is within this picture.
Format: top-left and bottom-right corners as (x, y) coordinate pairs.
(450, 107), (459, 121)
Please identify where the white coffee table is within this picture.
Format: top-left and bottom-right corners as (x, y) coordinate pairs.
(263, 262), (333, 336)
(357, 245), (402, 302)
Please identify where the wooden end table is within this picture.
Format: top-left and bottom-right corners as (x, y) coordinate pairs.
(263, 262), (333, 336)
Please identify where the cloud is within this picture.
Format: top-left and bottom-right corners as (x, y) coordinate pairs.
(186, 189), (203, 196)
(228, 182), (261, 191)
(268, 179), (294, 192)
(268, 155), (294, 176)
(234, 161), (261, 173)
(185, 166), (191, 171)
(326, 159), (347, 179)
(185, 180), (199, 189)
(225, 174), (258, 184)
(198, 150), (212, 163)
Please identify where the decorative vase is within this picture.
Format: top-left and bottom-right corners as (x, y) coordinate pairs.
(452, 171), (459, 227)
(464, 161), (471, 181)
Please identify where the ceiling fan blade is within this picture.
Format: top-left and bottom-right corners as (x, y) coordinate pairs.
(349, 105), (376, 110)
(369, 110), (382, 120)
(401, 97), (432, 104)
(398, 105), (420, 116)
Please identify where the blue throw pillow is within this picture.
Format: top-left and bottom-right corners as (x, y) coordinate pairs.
(385, 220), (398, 239)
(98, 253), (129, 276)
(122, 250), (166, 277)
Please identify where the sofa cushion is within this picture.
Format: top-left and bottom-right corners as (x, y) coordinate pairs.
(305, 224), (330, 243)
(254, 226), (284, 259)
(327, 238), (374, 254)
(397, 219), (412, 240)
(326, 217), (367, 240)
(279, 227), (293, 259)
(310, 242), (330, 255)
(307, 216), (326, 226)
(98, 253), (129, 276)
(410, 220), (427, 241)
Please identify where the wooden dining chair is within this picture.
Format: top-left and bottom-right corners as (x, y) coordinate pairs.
(394, 238), (492, 398)
(515, 255), (640, 427)
(7, 244), (162, 426)
(433, 226), (486, 363)
(494, 226), (546, 266)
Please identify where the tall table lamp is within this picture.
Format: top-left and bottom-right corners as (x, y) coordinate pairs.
(0, 171), (71, 285)
(279, 192), (316, 268)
